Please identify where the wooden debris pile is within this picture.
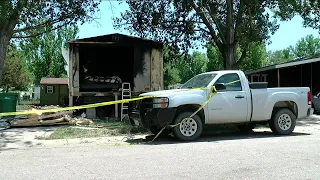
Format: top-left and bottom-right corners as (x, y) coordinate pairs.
(10, 106), (93, 127)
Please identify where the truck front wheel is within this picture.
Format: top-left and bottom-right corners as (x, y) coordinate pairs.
(172, 112), (203, 141)
(269, 108), (296, 135)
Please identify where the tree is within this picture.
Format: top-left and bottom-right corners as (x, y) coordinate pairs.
(163, 45), (209, 86)
(267, 48), (294, 65)
(240, 42), (268, 70)
(1, 44), (32, 92)
(291, 34), (320, 59)
(176, 51), (209, 83)
(163, 45), (182, 88)
(113, 0), (280, 69)
(19, 25), (79, 84)
(273, 1), (320, 31)
(163, 64), (181, 88)
(206, 42), (268, 71)
(0, 0), (100, 83)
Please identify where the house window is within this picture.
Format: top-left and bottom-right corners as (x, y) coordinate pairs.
(46, 86), (54, 93)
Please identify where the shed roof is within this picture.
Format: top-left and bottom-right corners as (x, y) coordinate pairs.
(68, 33), (163, 47)
(40, 78), (68, 85)
(245, 55), (320, 74)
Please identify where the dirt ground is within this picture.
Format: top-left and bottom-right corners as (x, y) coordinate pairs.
(1, 115), (320, 151)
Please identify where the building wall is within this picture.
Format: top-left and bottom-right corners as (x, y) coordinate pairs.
(40, 84), (68, 106)
(133, 47), (151, 92)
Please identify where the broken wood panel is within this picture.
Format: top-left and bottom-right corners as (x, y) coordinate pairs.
(133, 48), (151, 92)
(69, 45), (74, 106)
(151, 48), (163, 91)
(74, 46), (80, 94)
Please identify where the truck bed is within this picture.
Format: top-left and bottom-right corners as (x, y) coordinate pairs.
(250, 87), (310, 121)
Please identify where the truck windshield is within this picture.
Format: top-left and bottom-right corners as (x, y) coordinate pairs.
(180, 73), (217, 89)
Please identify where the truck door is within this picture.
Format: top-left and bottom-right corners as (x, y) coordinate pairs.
(207, 73), (249, 124)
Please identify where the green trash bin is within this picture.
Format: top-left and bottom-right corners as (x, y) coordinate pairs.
(0, 93), (18, 118)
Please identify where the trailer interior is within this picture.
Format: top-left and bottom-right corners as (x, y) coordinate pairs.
(78, 44), (134, 92)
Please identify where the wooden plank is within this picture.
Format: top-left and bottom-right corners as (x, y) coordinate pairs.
(114, 92), (118, 118)
(69, 45), (74, 107)
(74, 92), (120, 96)
(133, 48), (151, 92)
(151, 48), (163, 90)
(27, 111), (74, 122)
(74, 47), (80, 94)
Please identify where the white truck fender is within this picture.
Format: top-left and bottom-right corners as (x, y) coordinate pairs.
(169, 94), (207, 108)
(254, 92), (300, 120)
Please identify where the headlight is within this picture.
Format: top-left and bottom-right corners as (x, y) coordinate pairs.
(152, 97), (169, 108)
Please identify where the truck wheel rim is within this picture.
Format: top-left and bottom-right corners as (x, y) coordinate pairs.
(179, 118), (197, 137)
(277, 114), (292, 131)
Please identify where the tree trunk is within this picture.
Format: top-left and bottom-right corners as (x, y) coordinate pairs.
(222, 44), (238, 70)
(0, 20), (17, 84)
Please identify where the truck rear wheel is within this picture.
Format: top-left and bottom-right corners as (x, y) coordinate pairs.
(269, 108), (296, 135)
(172, 112), (203, 141)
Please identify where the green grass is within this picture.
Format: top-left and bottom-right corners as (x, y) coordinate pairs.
(36, 119), (150, 140)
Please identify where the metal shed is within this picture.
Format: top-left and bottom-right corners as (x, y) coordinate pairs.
(67, 33), (164, 119)
(40, 78), (69, 106)
(245, 56), (320, 96)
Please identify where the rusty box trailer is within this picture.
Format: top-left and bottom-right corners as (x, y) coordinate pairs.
(67, 33), (164, 119)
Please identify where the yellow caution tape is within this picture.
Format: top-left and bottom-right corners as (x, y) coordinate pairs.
(0, 96), (152, 117)
(0, 79), (242, 119)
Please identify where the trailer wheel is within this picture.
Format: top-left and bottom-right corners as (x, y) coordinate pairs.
(172, 112), (203, 141)
(269, 108), (296, 135)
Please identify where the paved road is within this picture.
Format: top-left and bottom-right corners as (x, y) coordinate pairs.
(1, 116), (320, 180)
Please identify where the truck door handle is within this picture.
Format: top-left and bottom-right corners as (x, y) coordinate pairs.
(235, 95), (245, 99)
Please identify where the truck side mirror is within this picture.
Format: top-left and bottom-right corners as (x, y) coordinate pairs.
(213, 83), (226, 92)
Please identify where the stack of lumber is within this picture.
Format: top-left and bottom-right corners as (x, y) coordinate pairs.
(10, 106), (93, 127)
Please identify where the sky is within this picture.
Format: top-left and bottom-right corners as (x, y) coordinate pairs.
(77, 1), (320, 52)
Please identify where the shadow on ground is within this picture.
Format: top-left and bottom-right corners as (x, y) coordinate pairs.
(125, 128), (311, 145)
(0, 126), (57, 151)
(125, 115), (320, 145)
(297, 115), (320, 126)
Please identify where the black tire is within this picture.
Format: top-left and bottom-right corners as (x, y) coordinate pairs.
(149, 126), (172, 136)
(236, 124), (256, 133)
(269, 108), (296, 135)
(172, 112), (203, 141)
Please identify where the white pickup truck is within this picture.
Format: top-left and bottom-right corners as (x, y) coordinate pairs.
(128, 70), (313, 141)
